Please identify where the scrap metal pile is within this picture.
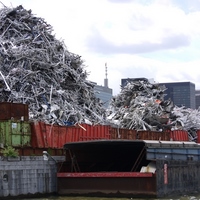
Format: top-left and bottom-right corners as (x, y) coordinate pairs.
(0, 5), (106, 125)
(107, 78), (200, 140)
(171, 106), (200, 141)
(0, 4), (199, 141)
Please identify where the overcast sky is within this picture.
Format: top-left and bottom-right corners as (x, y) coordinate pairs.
(1, 0), (200, 95)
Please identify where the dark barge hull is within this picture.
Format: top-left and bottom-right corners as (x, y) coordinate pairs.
(57, 172), (156, 197)
(57, 140), (200, 198)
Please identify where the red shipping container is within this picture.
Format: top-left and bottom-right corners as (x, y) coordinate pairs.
(110, 127), (137, 140)
(78, 124), (111, 141)
(197, 130), (200, 143)
(137, 130), (170, 141)
(0, 102), (29, 121)
(31, 121), (46, 148)
(30, 122), (111, 148)
(170, 130), (189, 141)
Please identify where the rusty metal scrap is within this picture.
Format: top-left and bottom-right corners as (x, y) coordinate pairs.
(0, 5), (106, 125)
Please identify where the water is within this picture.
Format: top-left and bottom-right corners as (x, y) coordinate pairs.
(9, 195), (200, 200)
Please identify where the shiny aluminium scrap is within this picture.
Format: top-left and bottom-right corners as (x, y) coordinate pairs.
(0, 5), (106, 126)
(107, 79), (200, 141)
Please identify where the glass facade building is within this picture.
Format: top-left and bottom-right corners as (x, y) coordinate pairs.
(94, 84), (113, 108)
(195, 90), (200, 109)
(159, 82), (196, 109)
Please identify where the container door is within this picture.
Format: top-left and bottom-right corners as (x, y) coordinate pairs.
(11, 121), (31, 146)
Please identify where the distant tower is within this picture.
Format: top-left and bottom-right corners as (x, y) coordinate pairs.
(104, 63), (108, 88)
(94, 62), (113, 108)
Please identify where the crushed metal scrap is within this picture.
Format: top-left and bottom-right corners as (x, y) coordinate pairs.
(0, 5), (106, 125)
(107, 78), (173, 130)
(106, 78), (200, 141)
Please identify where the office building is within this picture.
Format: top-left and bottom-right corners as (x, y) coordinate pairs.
(195, 90), (200, 109)
(94, 84), (113, 108)
(94, 64), (113, 108)
(159, 82), (196, 109)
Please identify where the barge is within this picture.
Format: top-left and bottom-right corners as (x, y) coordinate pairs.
(57, 139), (200, 198)
(1, 102), (200, 198)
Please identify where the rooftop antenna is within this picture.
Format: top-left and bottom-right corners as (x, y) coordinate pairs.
(104, 63), (108, 88)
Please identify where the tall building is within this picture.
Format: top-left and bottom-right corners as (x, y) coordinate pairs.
(195, 90), (200, 109)
(94, 63), (113, 108)
(94, 84), (113, 108)
(159, 82), (196, 109)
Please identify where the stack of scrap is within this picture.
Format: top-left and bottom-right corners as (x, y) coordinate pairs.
(107, 78), (174, 131)
(0, 5), (106, 125)
(171, 106), (200, 141)
(107, 78), (200, 141)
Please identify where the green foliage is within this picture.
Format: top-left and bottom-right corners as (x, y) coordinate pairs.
(47, 148), (52, 155)
(1, 146), (19, 157)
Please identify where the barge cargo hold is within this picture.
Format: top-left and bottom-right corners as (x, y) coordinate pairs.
(57, 139), (200, 198)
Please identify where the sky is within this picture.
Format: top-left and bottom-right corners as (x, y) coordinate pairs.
(1, 0), (200, 95)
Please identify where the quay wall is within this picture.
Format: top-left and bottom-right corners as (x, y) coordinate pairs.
(156, 160), (200, 197)
(0, 156), (60, 199)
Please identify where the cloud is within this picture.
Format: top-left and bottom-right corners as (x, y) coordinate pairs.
(86, 29), (191, 54)
(108, 0), (135, 3)
(172, 0), (200, 13)
(84, 0), (193, 56)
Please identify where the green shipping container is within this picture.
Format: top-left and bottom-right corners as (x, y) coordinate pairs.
(0, 120), (31, 147)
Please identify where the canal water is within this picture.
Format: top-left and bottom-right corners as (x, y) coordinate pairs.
(10, 195), (200, 200)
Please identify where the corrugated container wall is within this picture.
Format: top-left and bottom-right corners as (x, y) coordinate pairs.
(0, 120), (31, 147)
(31, 121), (181, 149)
(110, 128), (137, 140)
(110, 129), (172, 141)
(170, 130), (189, 141)
(27, 127), (190, 152)
(137, 130), (170, 141)
(196, 130), (200, 143)
(0, 102), (29, 121)
(30, 122), (111, 148)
